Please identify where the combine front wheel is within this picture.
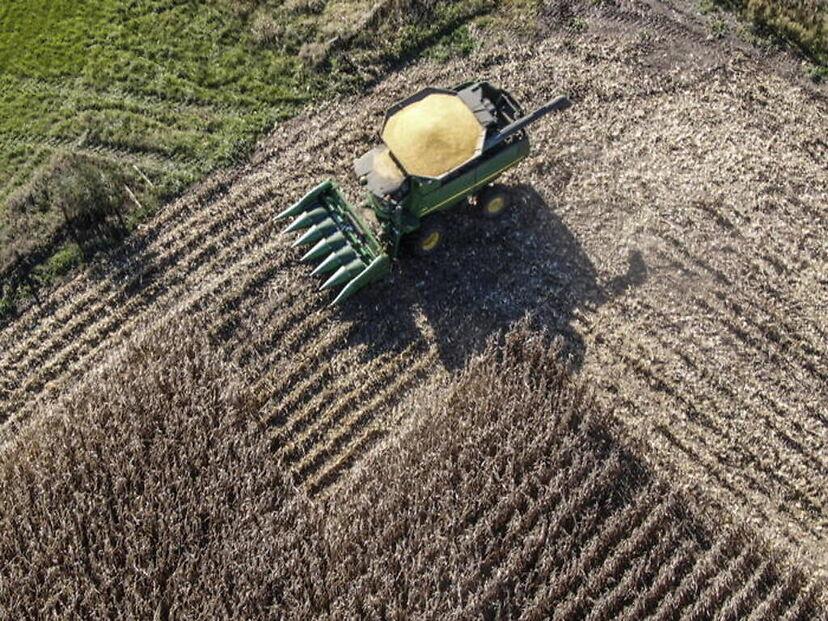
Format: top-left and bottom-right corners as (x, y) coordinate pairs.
(413, 221), (445, 256)
(478, 185), (510, 219)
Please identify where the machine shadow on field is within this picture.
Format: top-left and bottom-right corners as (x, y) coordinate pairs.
(343, 185), (647, 371)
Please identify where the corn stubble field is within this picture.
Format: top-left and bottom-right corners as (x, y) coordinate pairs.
(1, 0), (826, 617)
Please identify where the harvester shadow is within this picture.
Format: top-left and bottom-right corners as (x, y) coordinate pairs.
(342, 185), (647, 371)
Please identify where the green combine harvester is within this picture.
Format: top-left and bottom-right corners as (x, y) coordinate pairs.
(277, 81), (571, 304)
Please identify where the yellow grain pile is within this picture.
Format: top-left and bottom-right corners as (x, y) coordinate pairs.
(382, 93), (483, 177)
(372, 147), (405, 184)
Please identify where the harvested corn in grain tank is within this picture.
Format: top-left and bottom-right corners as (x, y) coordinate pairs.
(371, 147), (405, 185)
(382, 92), (484, 177)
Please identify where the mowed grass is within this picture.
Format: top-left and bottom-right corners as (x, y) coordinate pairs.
(0, 0), (315, 202)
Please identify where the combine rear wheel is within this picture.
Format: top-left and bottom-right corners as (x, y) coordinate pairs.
(478, 185), (511, 218)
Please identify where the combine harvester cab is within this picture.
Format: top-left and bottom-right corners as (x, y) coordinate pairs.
(277, 81), (571, 304)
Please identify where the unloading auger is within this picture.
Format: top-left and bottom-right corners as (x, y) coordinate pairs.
(276, 80), (571, 304)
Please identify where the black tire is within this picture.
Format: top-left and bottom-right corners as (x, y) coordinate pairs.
(412, 220), (445, 256)
(478, 185), (511, 219)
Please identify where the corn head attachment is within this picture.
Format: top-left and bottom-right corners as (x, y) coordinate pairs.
(276, 180), (391, 305)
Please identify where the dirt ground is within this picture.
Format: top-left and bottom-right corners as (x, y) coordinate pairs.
(1, 0), (825, 582)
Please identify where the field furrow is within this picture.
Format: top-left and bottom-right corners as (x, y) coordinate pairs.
(3, 175), (284, 353)
(633, 294), (826, 447)
(10, 75), (229, 120)
(780, 582), (824, 621)
(292, 348), (434, 483)
(0, 144), (53, 202)
(249, 319), (350, 399)
(304, 425), (386, 495)
(586, 523), (682, 621)
(463, 459), (602, 619)
(618, 339), (827, 517)
(747, 566), (806, 621)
